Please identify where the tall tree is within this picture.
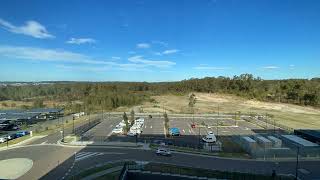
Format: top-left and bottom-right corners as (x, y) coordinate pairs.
(164, 112), (170, 137)
(130, 109), (135, 125)
(123, 112), (129, 133)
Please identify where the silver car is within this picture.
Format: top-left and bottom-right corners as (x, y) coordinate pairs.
(156, 147), (171, 156)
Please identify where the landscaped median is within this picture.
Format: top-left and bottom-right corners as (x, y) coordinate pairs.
(59, 136), (144, 148)
(74, 160), (294, 180)
(70, 160), (136, 180)
(0, 134), (47, 149)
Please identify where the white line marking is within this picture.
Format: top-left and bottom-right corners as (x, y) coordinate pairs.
(41, 140), (48, 145)
(145, 125), (147, 128)
(182, 129), (185, 133)
(188, 129), (192, 134)
(150, 126), (152, 129)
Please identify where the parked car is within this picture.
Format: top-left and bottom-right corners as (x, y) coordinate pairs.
(7, 134), (17, 140)
(156, 147), (171, 156)
(127, 131), (137, 136)
(169, 128), (180, 136)
(112, 127), (123, 134)
(0, 136), (8, 143)
(202, 134), (217, 143)
(15, 131), (29, 137)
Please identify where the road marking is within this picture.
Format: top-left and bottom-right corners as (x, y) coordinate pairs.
(150, 126), (152, 129)
(74, 151), (125, 162)
(188, 129), (192, 134)
(41, 140), (48, 145)
(145, 125), (147, 129)
(75, 152), (104, 162)
(182, 129), (185, 133)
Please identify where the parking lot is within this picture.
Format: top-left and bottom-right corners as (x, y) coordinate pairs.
(85, 114), (264, 149)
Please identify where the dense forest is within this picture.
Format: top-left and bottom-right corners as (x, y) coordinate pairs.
(0, 74), (319, 112)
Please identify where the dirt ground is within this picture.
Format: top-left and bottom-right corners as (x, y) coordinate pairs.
(136, 93), (320, 129)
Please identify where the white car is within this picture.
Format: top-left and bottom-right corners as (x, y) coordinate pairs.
(0, 137), (8, 143)
(112, 127), (123, 134)
(156, 147), (171, 156)
(202, 134), (217, 143)
(127, 131), (137, 136)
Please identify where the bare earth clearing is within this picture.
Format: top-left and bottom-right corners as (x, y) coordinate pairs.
(136, 93), (320, 129)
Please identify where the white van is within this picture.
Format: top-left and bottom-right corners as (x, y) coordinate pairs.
(202, 134), (217, 143)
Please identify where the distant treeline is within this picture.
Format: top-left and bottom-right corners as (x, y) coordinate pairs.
(0, 74), (319, 112)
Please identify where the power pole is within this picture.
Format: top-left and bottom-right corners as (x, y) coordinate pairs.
(62, 123), (65, 142)
(72, 116), (75, 134)
(198, 126), (201, 149)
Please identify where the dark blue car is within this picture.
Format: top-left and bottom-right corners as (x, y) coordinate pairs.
(15, 131), (29, 137)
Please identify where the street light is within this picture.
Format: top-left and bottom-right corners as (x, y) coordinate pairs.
(62, 123), (65, 142)
(72, 116), (75, 134)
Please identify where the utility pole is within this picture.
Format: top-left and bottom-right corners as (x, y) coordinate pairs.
(295, 146), (300, 180)
(273, 119), (276, 135)
(198, 126), (201, 149)
(62, 123), (65, 142)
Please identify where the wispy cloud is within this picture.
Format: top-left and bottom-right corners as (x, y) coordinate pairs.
(128, 51), (136, 54)
(289, 64), (295, 70)
(56, 64), (110, 72)
(262, 66), (280, 69)
(0, 45), (113, 65)
(0, 18), (54, 39)
(136, 43), (150, 49)
(194, 65), (230, 70)
(162, 49), (179, 55)
(0, 45), (175, 72)
(111, 56), (121, 60)
(66, 38), (96, 45)
(128, 55), (176, 68)
(154, 49), (179, 56)
(152, 41), (168, 47)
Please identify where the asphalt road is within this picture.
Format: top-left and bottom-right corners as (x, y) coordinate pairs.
(4, 145), (314, 180)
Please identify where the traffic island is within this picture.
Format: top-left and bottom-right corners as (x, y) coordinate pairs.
(0, 158), (33, 179)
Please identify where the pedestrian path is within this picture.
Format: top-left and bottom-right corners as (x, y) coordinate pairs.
(75, 152), (104, 162)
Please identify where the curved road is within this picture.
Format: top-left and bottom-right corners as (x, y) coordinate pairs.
(0, 144), (319, 180)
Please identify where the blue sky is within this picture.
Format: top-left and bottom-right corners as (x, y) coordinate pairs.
(0, 0), (319, 81)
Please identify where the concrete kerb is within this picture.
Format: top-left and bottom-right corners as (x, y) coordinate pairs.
(0, 135), (47, 151)
(57, 138), (149, 149)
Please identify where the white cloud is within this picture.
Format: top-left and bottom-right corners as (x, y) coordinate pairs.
(289, 64), (295, 70)
(56, 64), (111, 72)
(194, 66), (229, 70)
(0, 18), (54, 39)
(0, 45), (175, 72)
(162, 49), (179, 55)
(128, 55), (176, 68)
(0, 45), (113, 65)
(128, 51), (136, 54)
(66, 38), (96, 45)
(111, 56), (121, 60)
(136, 43), (150, 49)
(262, 66), (280, 69)
(152, 41), (168, 47)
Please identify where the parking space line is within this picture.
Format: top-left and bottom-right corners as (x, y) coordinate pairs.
(150, 125), (152, 129)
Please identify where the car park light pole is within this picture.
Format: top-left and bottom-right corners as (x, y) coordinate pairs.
(72, 116), (75, 134)
(62, 123), (65, 142)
